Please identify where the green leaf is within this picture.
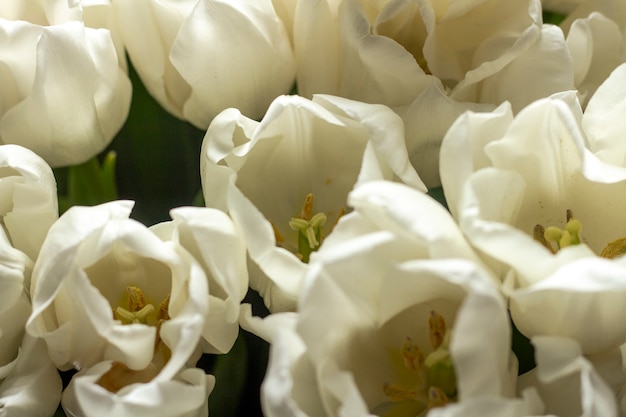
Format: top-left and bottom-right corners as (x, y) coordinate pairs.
(427, 186), (448, 211)
(208, 333), (249, 417)
(56, 151), (118, 213)
(105, 63), (204, 226)
(542, 11), (567, 25)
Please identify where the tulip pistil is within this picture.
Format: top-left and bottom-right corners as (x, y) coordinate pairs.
(288, 193), (328, 263)
(114, 286), (170, 328)
(534, 210), (626, 259)
(534, 209), (582, 253)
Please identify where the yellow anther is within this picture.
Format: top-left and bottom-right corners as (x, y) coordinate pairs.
(331, 207), (346, 233)
(427, 387), (450, 409)
(302, 193), (314, 220)
(156, 294), (170, 322)
(379, 312), (457, 414)
(401, 337), (423, 371)
(534, 224), (555, 254)
(271, 221), (285, 244)
(126, 286), (146, 311)
(383, 383), (417, 402)
(428, 311), (446, 351)
(600, 236), (626, 259)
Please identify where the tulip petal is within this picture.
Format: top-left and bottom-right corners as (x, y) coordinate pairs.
(171, 0), (296, 128)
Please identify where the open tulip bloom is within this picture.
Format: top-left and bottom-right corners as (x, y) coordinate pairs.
(201, 94), (425, 312)
(4, 0), (626, 415)
(241, 181), (513, 416)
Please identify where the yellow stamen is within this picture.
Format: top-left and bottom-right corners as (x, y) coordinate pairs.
(156, 293), (170, 322)
(533, 224), (555, 254)
(427, 387), (450, 409)
(302, 193), (314, 220)
(383, 383), (417, 402)
(126, 285), (146, 311)
(380, 311), (457, 414)
(428, 311), (446, 350)
(401, 337), (423, 371)
(536, 210), (583, 253)
(288, 194), (329, 263)
(271, 221), (285, 244)
(331, 206), (346, 233)
(600, 236), (626, 259)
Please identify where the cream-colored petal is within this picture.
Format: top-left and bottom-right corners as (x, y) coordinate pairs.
(171, 0), (296, 128)
(62, 362), (214, 417)
(583, 63), (626, 166)
(0, 334), (62, 417)
(510, 257), (626, 354)
(567, 12), (623, 106)
(0, 22), (131, 166)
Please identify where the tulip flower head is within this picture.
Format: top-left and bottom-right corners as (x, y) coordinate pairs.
(201, 94), (424, 312)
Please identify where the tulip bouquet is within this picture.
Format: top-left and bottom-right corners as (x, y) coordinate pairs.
(1, 0), (626, 416)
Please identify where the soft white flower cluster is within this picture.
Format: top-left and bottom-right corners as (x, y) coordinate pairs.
(2, 0), (626, 416)
(0, 143), (250, 416)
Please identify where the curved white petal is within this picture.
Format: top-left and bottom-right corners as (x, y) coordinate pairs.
(62, 362), (214, 417)
(567, 12), (623, 106)
(0, 18), (130, 166)
(510, 257), (626, 354)
(583, 63), (626, 166)
(171, 0), (296, 128)
(160, 206), (249, 354)
(0, 334), (62, 417)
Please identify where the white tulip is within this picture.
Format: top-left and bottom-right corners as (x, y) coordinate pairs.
(260, 256), (515, 417)
(27, 201), (209, 376)
(0, 0), (131, 166)
(113, 0), (296, 128)
(201, 94), (424, 312)
(566, 12), (625, 106)
(440, 65), (626, 354)
(150, 206), (249, 354)
(294, 0), (575, 187)
(0, 144), (57, 261)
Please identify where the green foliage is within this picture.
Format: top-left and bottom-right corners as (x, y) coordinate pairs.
(427, 186), (448, 210)
(103, 63), (204, 226)
(56, 151), (118, 214)
(543, 11), (567, 25)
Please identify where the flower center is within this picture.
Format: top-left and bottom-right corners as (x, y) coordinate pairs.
(374, 311), (456, 416)
(533, 209), (582, 254)
(96, 361), (160, 393)
(533, 210), (626, 259)
(98, 286), (171, 392)
(274, 193), (345, 263)
(114, 285), (169, 326)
